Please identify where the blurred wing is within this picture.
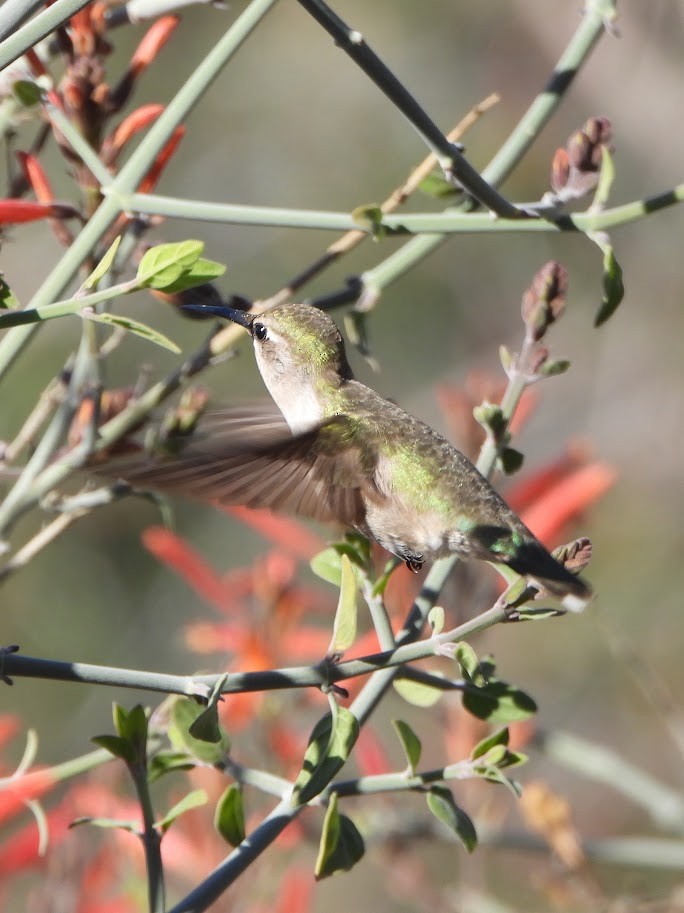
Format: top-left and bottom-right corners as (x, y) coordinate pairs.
(100, 405), (371, 527)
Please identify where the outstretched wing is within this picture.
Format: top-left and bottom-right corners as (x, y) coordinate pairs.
(99, 405), (375, 528)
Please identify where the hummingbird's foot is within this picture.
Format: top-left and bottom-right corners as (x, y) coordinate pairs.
(404, 556), (424, 574)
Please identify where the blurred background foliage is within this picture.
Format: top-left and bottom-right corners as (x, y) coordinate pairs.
(2, 0), (684, 908)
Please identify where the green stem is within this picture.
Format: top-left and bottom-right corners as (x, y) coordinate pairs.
(1, 606), (501, 696)
(130, 763), (165, 913)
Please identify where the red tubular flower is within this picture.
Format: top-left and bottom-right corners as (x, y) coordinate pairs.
(0, 199), (65, 224)
(130, 16), (180, 77)
(137, 125), (185, 193)
(102, 103), (165, 164)
(0, 768), (59, 827)
(16, 152), (54, 204)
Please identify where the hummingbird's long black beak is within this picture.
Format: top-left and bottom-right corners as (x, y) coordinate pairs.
(181, 304), (253, 329)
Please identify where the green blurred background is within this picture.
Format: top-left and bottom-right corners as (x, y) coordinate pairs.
(3, 0), (684, 906)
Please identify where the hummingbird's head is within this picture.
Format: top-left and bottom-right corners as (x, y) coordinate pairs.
(247, 303), (353, 383)
(186, 301), (354, 431)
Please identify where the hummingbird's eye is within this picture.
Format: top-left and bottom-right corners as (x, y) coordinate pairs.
(253, 322), (268, 342)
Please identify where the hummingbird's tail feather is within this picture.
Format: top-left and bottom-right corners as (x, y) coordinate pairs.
(501, 537), (592, 612)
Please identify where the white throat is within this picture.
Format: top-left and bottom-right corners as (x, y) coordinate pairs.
(255, 346), (326, 434)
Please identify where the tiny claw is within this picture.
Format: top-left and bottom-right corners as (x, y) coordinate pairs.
(405, 557), (424, 574)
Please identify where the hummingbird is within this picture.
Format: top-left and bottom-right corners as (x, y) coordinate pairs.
(112, 302), (591, 611)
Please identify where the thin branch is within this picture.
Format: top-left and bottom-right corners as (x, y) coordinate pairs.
(1, 604), (502, 696)
(295, 0), (522, 218)
(361, 0), (616, 294)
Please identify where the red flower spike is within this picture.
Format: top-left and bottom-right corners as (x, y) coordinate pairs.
(141, 526), (236, 613)
(102, 103), (164, 163)
(519, 462), (616, 545)
(130, 16), (180, 77)
(16, 152), (54, 204)
(224, 506), (325, 561)
(137, 125), (185, 193)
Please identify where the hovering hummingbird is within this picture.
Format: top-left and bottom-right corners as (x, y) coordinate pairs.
(113, 302), (591, 611)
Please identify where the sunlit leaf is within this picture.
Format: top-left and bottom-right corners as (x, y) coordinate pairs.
(137, 240), (204, 290)
(328, 554), (358, 655)
(426, 786), (477, 852)
(83, 237), (121, 291)
(470, 727), (509, 760)
(292, 707), (359, 806)
(393, 675), (444, 707)
(148, 750), (196, 784)
(463, 681), (537, 723)
(427, 606), (445, 635)
(214, 784), (246, 847)
(83, 311), (181, 353)
(168, 697), (230, 764)
(392, 719), (422, 774)
(314, 793), (365, 879)
(157, 789), (207, 833)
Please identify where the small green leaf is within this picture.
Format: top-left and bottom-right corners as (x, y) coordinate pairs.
(91, 734), (136, 765)
(499, 447), (524, 475)
(426, 786), (477, 852)
(328, 554), (358, 655)
(84, 311), (181, 353)
(393, 675), (444, 707)
(463, 681), (537, 724)
(137, 240), (204, 290)
(157, 789), (207, 833)
(499, 345), (515, 374)
(371, 559), (397, 598)
(83, 237), (121, 291)
(12, 79), (42, 106)
(310, 547), (343, 587)
(473, 402), (506, 439)
(454, 643), (486, 687)
(189, 704), (223, 744)
(70, 815), (138, 832)
(114, 703), (148, 747)
(595, 242), (625, 326)
(214, 784), (246, 847)
(471, 727), (509, 760)
(427, 606), (445, 635)
(292, 707), (359, 806)
(168, 697), (230, 765)
(315, 793), (365, 879)
(392, 719), (422, 774)
(418, 173), (460, 199)
(351, 204), (385, 238)
(515, 606), (564, 621)
(472, 763), (522, 797)
(158, 258), (226, 295)
(0, 275), (20, 310)
(148, 750), (196, 784)
(537, 358), (570, 378)
(592, 146), (615, 210)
